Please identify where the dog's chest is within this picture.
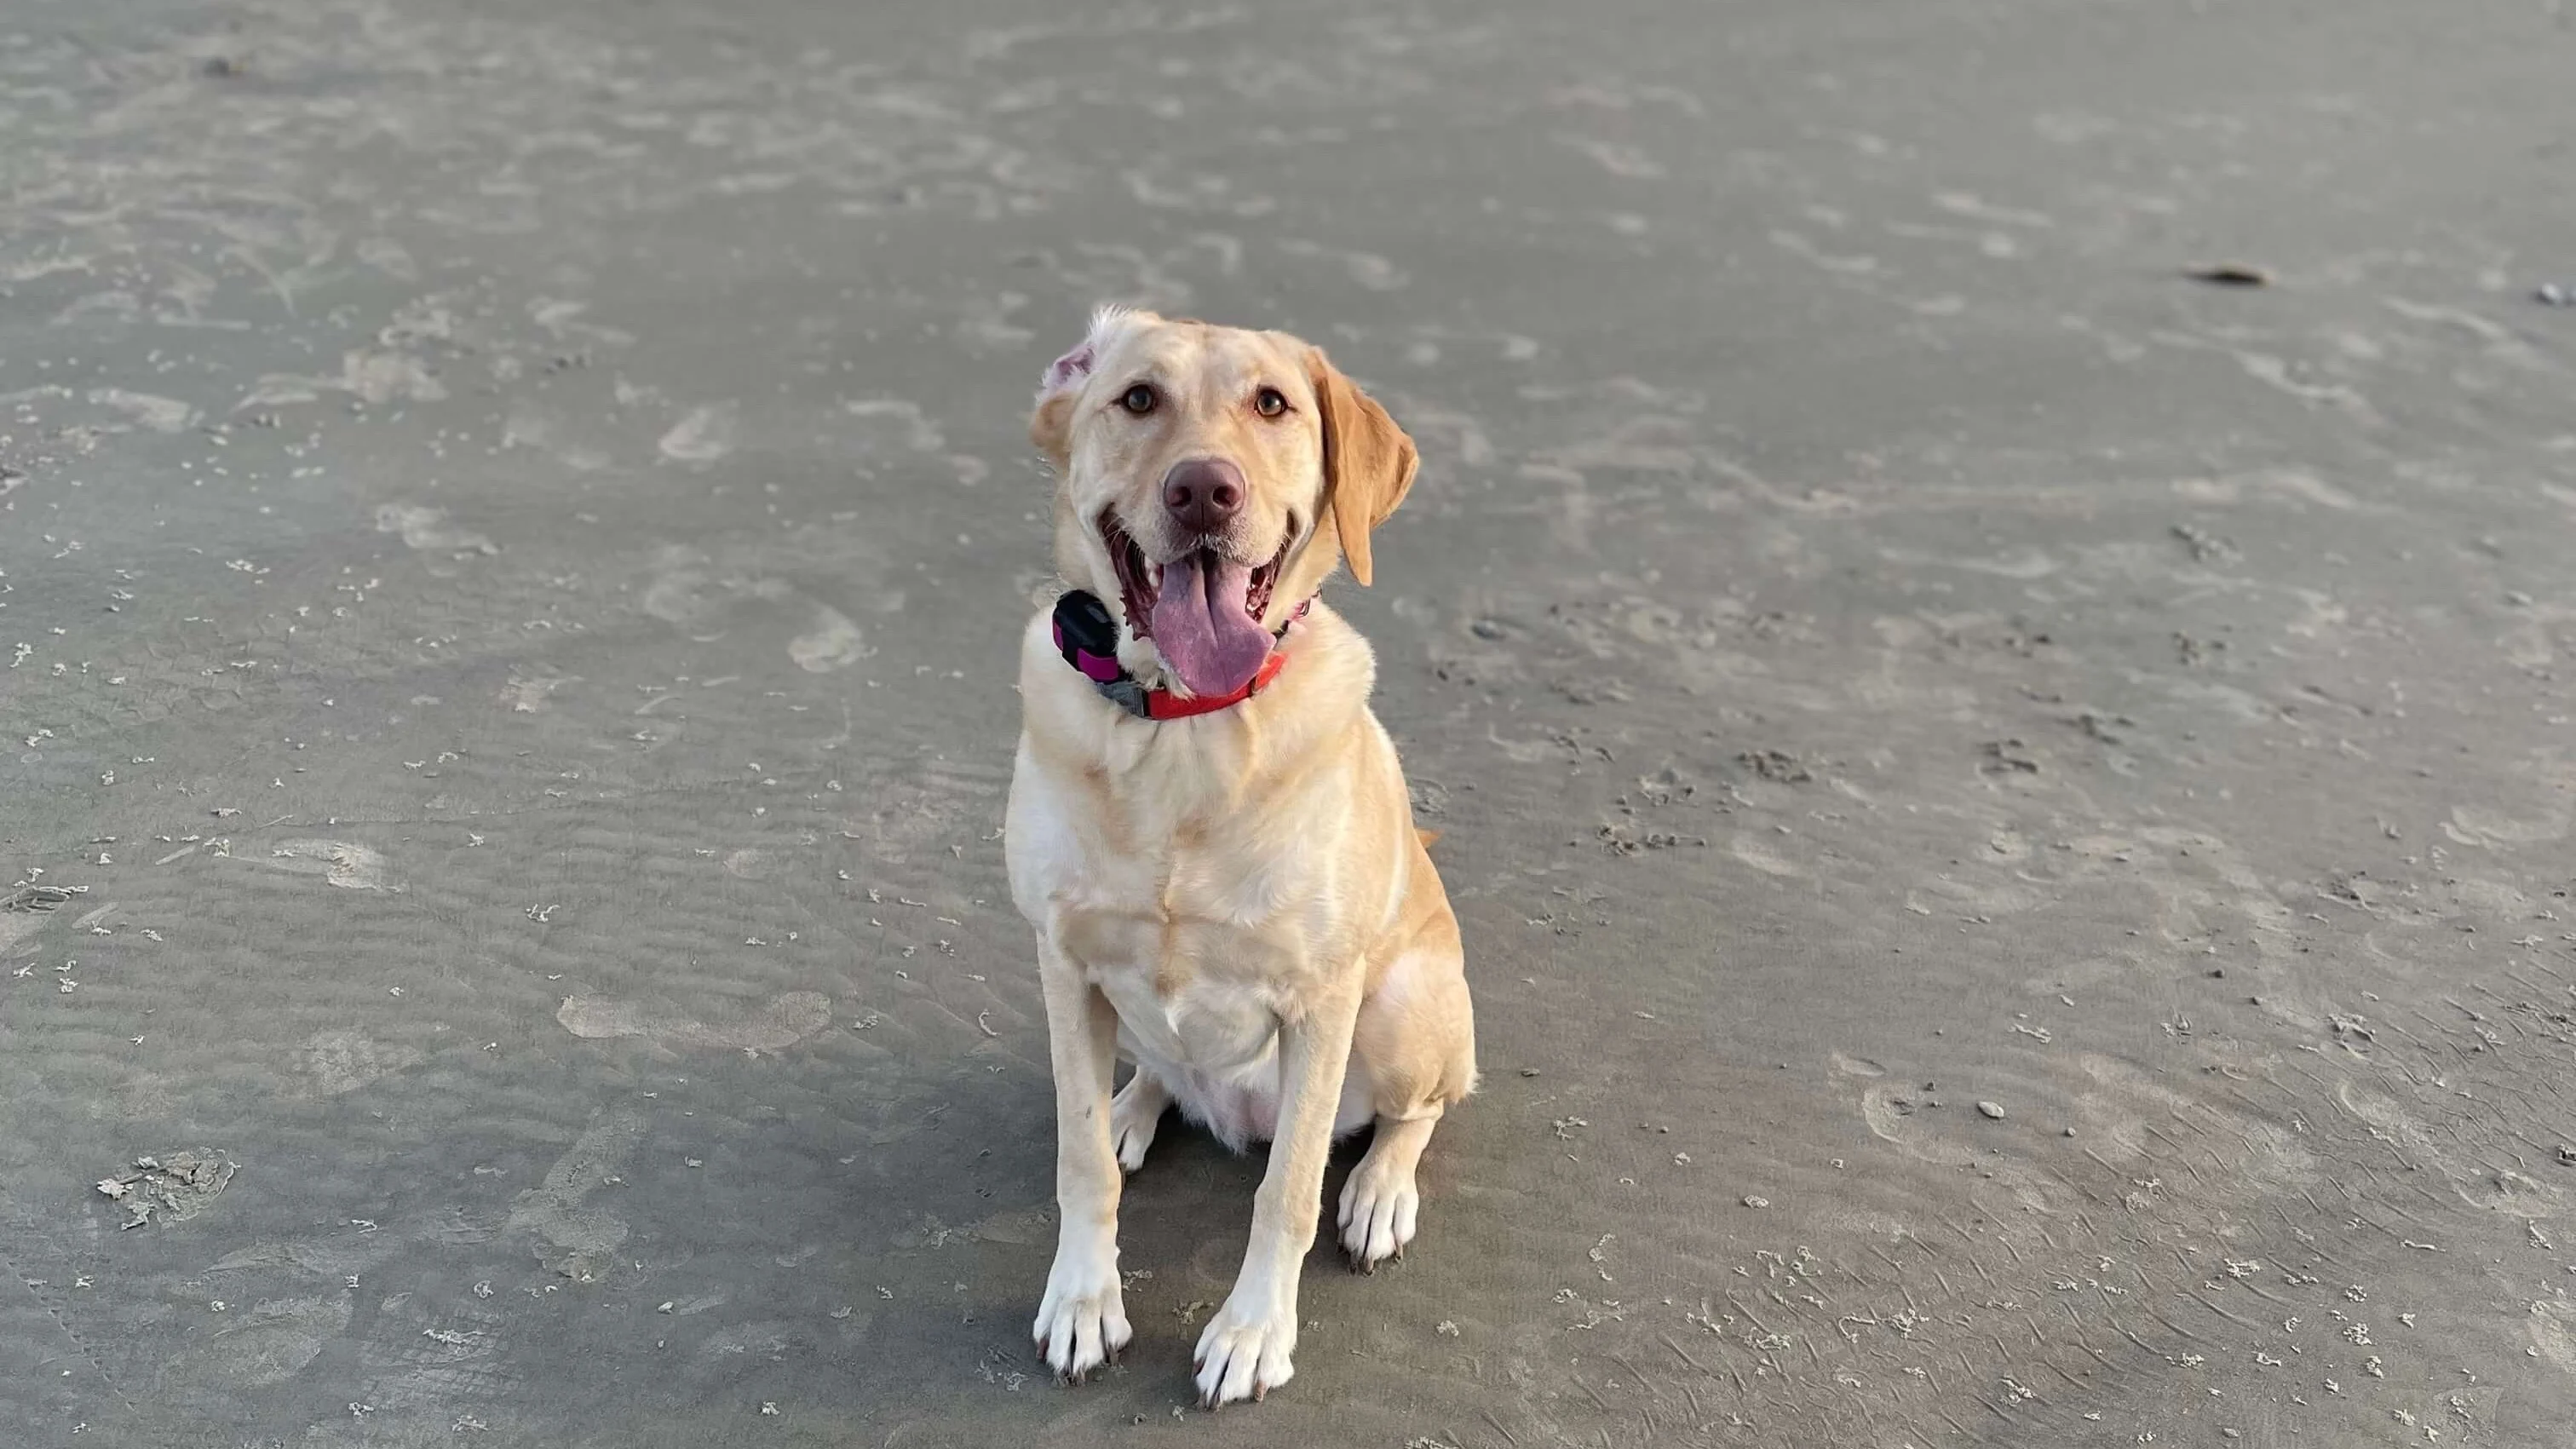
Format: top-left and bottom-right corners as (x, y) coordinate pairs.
(1011, 739), (1331, 1078)
(1092, 952), (1279, 1075)
(1055, 887), (1298, 1071)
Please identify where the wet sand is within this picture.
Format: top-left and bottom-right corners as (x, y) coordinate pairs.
(5, 1), (2576, 1445)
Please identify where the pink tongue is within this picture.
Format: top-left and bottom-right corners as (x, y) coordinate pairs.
(1150, 553), (1271, 698)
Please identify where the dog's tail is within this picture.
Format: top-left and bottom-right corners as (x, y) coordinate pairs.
(1415, 827), (1440, 849)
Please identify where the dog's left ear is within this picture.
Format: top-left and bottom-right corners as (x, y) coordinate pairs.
(1306, 348), (1418, 587)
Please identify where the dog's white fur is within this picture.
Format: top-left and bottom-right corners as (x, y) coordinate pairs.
(1005, 309), (1476, 1406)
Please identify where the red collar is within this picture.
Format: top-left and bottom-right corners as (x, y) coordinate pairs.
(1139, 651), (1289, 720)
(1051, 590), (1311, 722)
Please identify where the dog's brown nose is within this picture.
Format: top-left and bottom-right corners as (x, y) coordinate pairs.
(1162, 458), (1245, 535)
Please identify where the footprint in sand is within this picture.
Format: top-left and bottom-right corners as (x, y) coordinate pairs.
(376, 503), (497, 555)
(158, 1294), (352, 1389)
(507, 1107), (645, 1281)
(555, 990), (831, 1052)
(787, 606), (867, 671)
(261, 840), (394, 891)
(658, 402), (738, 463)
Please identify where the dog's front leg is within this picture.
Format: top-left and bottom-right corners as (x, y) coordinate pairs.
(1032, 934), (1130, 1382)
(1193, 983), (1363, 1406)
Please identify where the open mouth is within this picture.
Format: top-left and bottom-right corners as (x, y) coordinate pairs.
(1101, 512), (1290, 641)
(1100, 510), (1297, 699)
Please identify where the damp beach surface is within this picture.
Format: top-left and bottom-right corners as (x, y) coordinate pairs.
(4, 0), (2576, 1445)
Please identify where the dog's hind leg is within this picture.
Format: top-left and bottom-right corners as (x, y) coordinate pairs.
(1110, 1067), (1171, 1173)
(1341, 906), (1476, 1270)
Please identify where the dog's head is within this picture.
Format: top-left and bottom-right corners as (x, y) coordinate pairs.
(1031, 307), (1417, 698)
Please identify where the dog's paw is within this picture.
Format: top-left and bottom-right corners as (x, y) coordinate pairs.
(1337, 1155), (1422, 1271)
(1192, 1290), (1296, 1407)
(1110, 1084), (1164, 1174)
(1032, 1245), (1130, 1384)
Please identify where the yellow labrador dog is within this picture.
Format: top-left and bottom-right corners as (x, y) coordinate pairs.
(1005, 308), (1477, 1406)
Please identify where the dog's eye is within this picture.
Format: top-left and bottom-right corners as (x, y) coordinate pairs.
(1119, 382), (1158, 416)
(1253, 387), (1288, 418)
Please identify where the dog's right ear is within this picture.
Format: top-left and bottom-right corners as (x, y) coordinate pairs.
(1029, 345), (1089, 467)
(1031, 305), (1132, 467)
